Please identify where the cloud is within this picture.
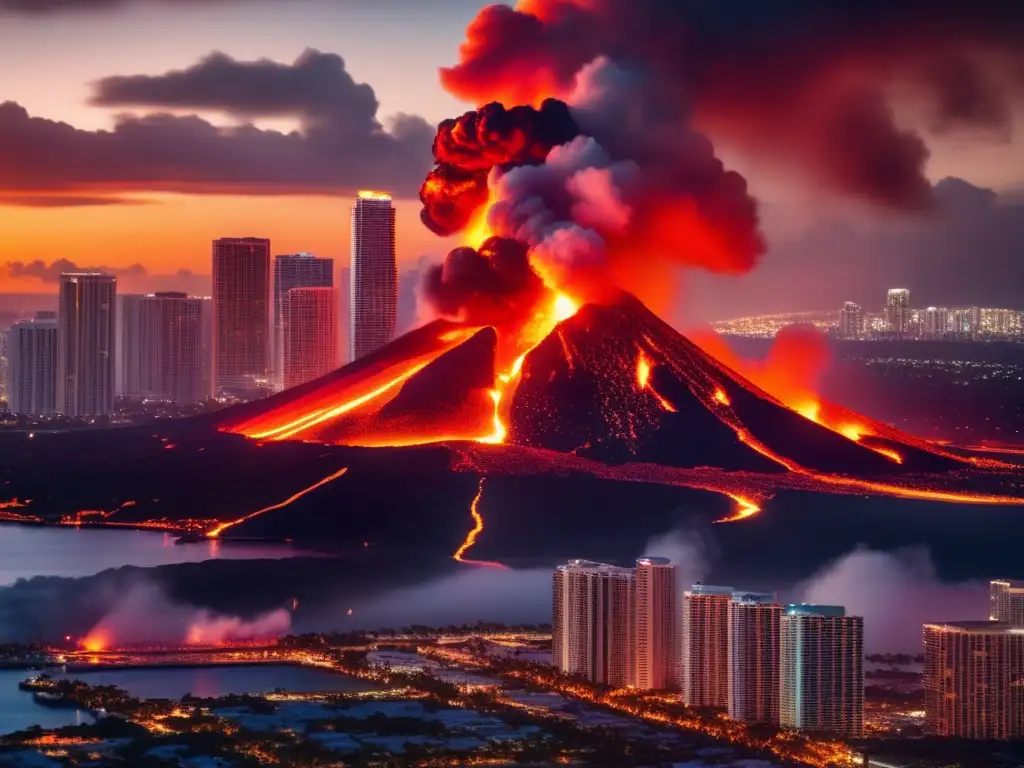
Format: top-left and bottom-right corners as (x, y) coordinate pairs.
(1, 259), (212, 295)
(792, 547), (985, 652)
(0, 0), (239, 13)
(0, 194), (149, 207)
(441, 1), (1024, 211)
(0, 51), (433, 204)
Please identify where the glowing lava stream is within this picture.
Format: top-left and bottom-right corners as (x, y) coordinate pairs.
(635, 351), (678, 413)
(452, 477), (507, 568)
(714, 493), (764, 524)
(207, 467), (349, 538)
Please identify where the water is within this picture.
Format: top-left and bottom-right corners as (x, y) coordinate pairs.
(52, 665), (383, 700)
(0, 669), (93, 735)
(0, 526), (300, 586)
(0, 665), (380, 735)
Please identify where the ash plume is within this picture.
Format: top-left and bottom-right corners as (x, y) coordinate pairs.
(440, 0), (1024, 210)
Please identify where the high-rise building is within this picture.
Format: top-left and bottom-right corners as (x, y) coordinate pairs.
(57, 273), (116, 417)
(924, 621), (1024, 739)
(728, 592), (782, 724)
(5, 312), (58, 416)
(273, 253), (334, 390)
(212, 237), (271, 397)
(779, 604), (863, 737)
(839, 302), (862, 339)
(980, 308), (1024, 337)
(682, 584), (734, 707)
(990, 580), (1024, 627)
(634, 557), (679, 691)
(885, 288), (910, 336)
(949, 306), (981, 336)
(552, 560), (635, 687)
(283, 287), (338, 389)
(922, 307), (949, 339)
(350, 191), (397, 362)
(118, 293), (207, 404)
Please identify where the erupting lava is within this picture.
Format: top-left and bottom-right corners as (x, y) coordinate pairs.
(210, 81), (1024, 533)
(452, 477), (507, 569)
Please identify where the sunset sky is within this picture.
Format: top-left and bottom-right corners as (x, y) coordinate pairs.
(1, 0), (1023, 318)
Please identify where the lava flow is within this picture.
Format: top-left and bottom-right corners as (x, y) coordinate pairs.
(207, 466), (349, 538)
(452, 477), (507, 569)
(211, 89), (1024, 523)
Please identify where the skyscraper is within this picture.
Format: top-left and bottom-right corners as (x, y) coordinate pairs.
(779, 604), (864, 737)
(213, 237), (271, 397)
(885, 288), (910, 335)
(922, 306), (949, 339)
(283, 287), (338, 389)
(924, 621), (1024, 739)
(839, 302), (862, 339)
(682, 584), (734, 707)
(273, 253), (334, 389)
(728, 592), (782, 724)
(552, 560), (635, 687)
(350, 191), (397, 362)
(6, 312), (58, 416)
(949, 306), (981, 336)
(990, 580), (1024, 626)
(118, 293), (207, 404)
(634, 557), (679, 691)
(57, 273), (116, 417)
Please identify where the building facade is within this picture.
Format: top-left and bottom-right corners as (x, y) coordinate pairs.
(839, 302), (862, 339)
(283, 287), (338, 389)
(6, 313), (58, 416)
(118, 293), (208, 404)
(779, 604), (864, 737)
(885, 288), (911, 336)
(273, 253), (334, 389)
(552, 560), (635, 687)
(350, 192), (397, 362)
(57, 273), (117, 417)
(922, 306), (949, 339)
(634, 557), (679, 691)
(990, 580), (1024, 627)
(924, 621), (1024, 739)
(682, 585), (734, 707)
(213, 237), (271, 397)
(728, 592), (782, 724)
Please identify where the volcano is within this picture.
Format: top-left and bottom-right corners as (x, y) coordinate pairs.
(219, 292), (988, 476)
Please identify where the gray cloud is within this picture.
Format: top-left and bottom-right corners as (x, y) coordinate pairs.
(0, 51), (433, 203)
(0, 0), (237, 12)
(4, 258), (146, 283)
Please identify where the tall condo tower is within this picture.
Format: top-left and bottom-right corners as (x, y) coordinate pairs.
(924, 620), (1024, 739)
(283, 287), (338, 389)
(682, 584), (734, 707)
(779, 604), (864, 737)
(57, 273), (116, 416)
(350, 191), (397, 362)
(634, 557), (679, 690)
(552, 560), (635, 687)
(728, 592), (782, 724)
(886, 288), (911, 335)
(273, 253), (334, 390)
(6, 312), (58, 416)
(212, 237), (271, 397)
(990, 580), (1024, 626)
(118, 293), (207, 404)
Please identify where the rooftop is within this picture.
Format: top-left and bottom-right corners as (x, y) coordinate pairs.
(924, 620), (1016, 633)
(732, 592), (778, 605)
(785, 604), (847, 618)
(636, 556), (672, 566)
(685, 584), (735, 597)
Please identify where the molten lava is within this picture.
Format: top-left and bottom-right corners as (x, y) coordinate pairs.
(453, 477), (507, 569)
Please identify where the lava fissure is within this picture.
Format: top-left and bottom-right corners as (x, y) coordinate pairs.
(452, 477), (507, 569)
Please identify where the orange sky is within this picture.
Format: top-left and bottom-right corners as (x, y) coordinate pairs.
(0, 194), (451, 293)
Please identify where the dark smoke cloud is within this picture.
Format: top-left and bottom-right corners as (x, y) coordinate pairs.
(420, 99), (579, 235)
(441, 0), (1024, 210)
(422, 237), (546, 327)
(0, 51), (432, 203)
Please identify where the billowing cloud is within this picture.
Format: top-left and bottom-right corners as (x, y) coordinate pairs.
(1, 259), (212, 295)
(3, 258), (146, 283)
(441, 0), (1024, 211)
(0, 50), (433, 205)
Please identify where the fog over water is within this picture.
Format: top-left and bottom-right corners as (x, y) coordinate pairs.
(0, 525), (299, 585)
